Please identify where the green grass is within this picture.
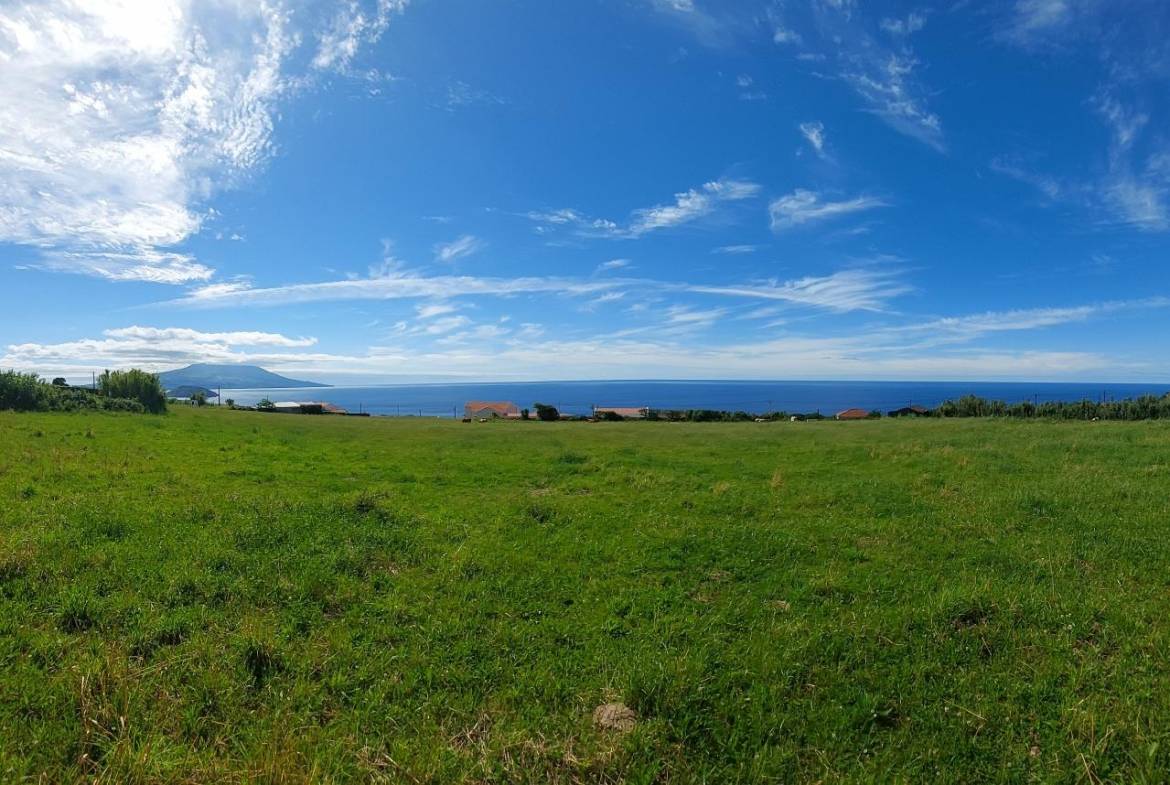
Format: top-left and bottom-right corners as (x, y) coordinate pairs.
(3, 408), (1170, 783)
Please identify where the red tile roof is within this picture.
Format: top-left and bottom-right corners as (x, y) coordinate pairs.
(464, 401), (520, 417)
(835, 408), (870, 420)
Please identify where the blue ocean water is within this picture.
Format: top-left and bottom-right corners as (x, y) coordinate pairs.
(218, 380), (1170, 418)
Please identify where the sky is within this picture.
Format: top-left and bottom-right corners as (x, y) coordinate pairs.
(2, 0), (1170, 383)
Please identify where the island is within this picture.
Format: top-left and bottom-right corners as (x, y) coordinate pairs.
(159, 363), (329, 392)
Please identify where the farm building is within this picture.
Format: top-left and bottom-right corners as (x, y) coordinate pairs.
(593, 406), (649, 419)
(835, 408), (872, 421)
(273, 401), (328, 414)
(464, 401), (520, 419)
(888, 405), (929, 418)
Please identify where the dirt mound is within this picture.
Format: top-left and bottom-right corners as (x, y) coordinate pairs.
(593, 702), (636, 732)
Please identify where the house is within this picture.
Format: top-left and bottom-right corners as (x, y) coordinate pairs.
(464, 401), (520, 419)
(888, 405), (929, 418)
(273, 401), (326, 414)
(835, 408), (872, 420)
(593, 406), (649, 420)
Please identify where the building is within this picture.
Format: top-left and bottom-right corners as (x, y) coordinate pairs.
(593, 406), (649, 420)
(464, 401), (520, 419)
(888, 405), (929, 418)
(270, 401), (345, 414)
(835, 408), (871, 420)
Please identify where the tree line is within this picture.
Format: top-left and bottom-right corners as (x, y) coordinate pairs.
(0, 370), (167, 414)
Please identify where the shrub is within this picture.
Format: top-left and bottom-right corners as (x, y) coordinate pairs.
(534, 403), (560, 421)
(0, 371), (50, 411)
(98, 369), (167, 414)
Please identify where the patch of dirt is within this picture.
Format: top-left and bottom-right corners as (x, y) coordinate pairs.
(593, 702), (636, 732)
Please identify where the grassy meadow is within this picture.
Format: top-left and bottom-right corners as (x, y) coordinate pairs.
(2, 408), (1170, 783)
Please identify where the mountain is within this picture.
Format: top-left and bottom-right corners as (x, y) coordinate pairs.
(158, 364), (329, 391)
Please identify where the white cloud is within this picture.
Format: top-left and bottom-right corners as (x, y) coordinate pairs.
(798, 121), (827, 157)
(166, 270), (621, 308)
(2, 325), (321, 374)
(527, 177), (761, 239)
(313, 0), (407, 72)
(1000, 0), (1074, 45)
(713, 244), (758, 254)
(12, 299), (1165, 382)
(773, 26), (802, 45)
(880, 12), (926, 36)
(769, 190), (887, 231)
(839, 52), (944, 151)
(597, 258), (631, 272)
(628, 178), (761, 236)
(415, 302), (458, 319)
(434, 235), (484, 263)
(688, 268), (910, 313)
(103, 326), (316, 347)
(0, 0), (404, 284)
(163, 261), (912, 317)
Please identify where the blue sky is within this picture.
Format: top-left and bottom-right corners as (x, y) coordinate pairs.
(2, 0), (1170, 382)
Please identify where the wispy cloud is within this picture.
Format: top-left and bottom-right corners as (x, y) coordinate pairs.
(168, 270), (620, 309)
(596, 258), (631, 272)
(415, 302), (459, 319)
(989, 157), (1068, 201)
(313, 0), (407, 72)
(527, 177), (762, 239)
(1094, 93), (1169, 231)
(880, 12), (926, 36)
(999, 0), (1080, 46)
(769, 190), (887, 231)
(434, 235), (484, 263)
(444, 80), (507, 110)
(628, 179), (760, 236)
(688, 268), (910, 313)
(713, 245), (759, 254)
(838, 52), (944, 151)
(798, 121), (828, 159)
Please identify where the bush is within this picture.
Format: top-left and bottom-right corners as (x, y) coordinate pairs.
(0, 371), (50, 411)
(98, 369), (167, 414)
(534, 403), (559, 421)
(0, 370), (157, 414)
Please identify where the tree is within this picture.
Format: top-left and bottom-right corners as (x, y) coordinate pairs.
(51, 377), (68, 387)
(191, 390), (207, 406)
(533, 402), (559, 421)
(97, 369), (167, 414)
(521, 408), (530, 420)
(224, 398), (236, 409)
(257, 398), (276, 411)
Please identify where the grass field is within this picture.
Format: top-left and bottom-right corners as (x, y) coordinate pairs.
(3, 408), (1170, 783)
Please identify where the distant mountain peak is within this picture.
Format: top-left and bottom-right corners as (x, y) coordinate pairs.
(159, 363), (329, 391)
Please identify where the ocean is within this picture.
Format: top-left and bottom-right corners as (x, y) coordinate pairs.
(216, 380), (1170, 418)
